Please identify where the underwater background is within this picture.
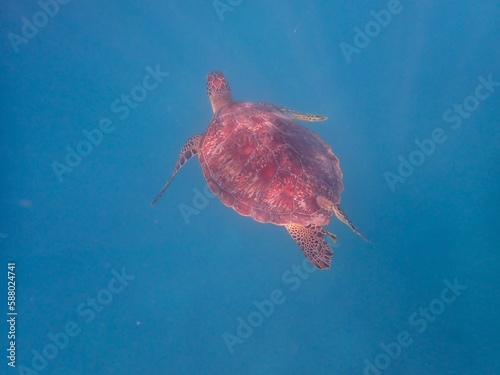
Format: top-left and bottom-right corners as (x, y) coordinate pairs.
(1, 1), (499, 374)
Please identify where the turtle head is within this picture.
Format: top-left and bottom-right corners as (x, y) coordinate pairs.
(207, 71), (232, 113)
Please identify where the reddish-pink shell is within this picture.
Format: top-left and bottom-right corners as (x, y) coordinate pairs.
(199, 101), (344, 226)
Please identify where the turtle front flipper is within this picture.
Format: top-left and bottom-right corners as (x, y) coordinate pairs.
(152, 134), (203, 205)
(257, 102), (327, 122)
(280, 107), (327, 122)
(285, 224), (334, 269)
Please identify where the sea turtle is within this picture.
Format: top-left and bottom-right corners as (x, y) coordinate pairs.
(153, 71), (367, 269)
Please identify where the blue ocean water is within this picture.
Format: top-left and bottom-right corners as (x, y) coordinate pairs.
(1, 1), (499, 374)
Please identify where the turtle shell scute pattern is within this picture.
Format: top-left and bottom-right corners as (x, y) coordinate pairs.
(200, 102), (343, 226)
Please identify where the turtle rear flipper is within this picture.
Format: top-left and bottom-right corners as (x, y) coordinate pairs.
(331, 205), (369, 243)
(316, 196), (369, 243)
(152, 134), (203, 205)
(285, 224), (333, 269)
